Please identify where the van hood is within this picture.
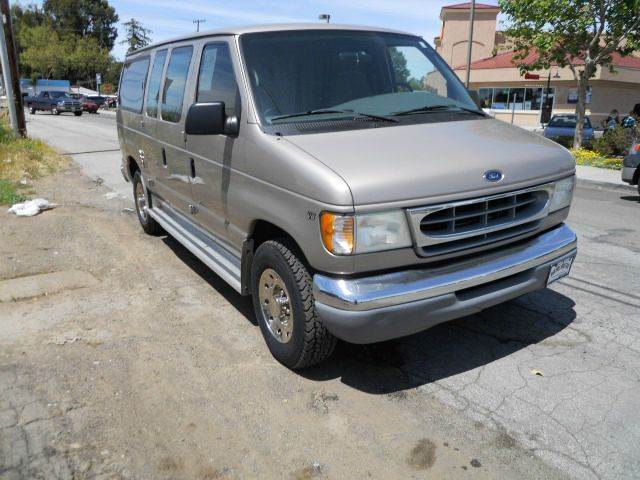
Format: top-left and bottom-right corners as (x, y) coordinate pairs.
(284, 118), (575, 206)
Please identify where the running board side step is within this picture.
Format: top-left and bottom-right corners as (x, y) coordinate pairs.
(148, 206), (242, 293)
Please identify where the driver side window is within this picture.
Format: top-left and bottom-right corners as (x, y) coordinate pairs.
(196, 42), (239, 118)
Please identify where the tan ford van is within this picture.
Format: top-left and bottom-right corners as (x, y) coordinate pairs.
(117, 24), (577, 368)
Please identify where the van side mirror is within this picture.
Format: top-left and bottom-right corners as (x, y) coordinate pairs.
(185, 102), (239, 136)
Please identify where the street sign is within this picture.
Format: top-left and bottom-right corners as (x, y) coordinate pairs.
(96, 73), (102, 85)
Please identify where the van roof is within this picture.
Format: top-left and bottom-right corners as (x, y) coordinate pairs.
(128, 23), (417, 57)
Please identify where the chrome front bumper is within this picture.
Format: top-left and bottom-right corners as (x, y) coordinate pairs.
(313, 224), (577, 343)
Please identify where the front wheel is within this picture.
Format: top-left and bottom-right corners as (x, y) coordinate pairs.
(251, 240), (336, 369)
(74, 111), (82, 117)
(52, 107), (60, 115)
(29, 107), (36, 114)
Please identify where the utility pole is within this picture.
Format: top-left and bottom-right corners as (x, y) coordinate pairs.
(193, 19), (206, 32)
(318, 14), (331, 23)
(464, 0), (476, 88)
(0, 0), (26, 136)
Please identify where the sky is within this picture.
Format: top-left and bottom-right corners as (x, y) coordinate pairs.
(21, 0), (500, 60)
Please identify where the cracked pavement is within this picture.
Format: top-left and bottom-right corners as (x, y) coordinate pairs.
(2, 112), (640, 479)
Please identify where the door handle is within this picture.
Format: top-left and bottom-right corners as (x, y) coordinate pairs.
(189, 158), (196, 178)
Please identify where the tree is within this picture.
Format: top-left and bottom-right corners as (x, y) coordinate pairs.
(68, 36), (112, 88)
(121, 18), (152, 54)
(19, 24), (67, 79)
(389, 47), (425, 91)
(499, 0), (640, 148)
(10, 3), (47, 54)
(12, 1), (121, 88)
(43, 0), (119, 51)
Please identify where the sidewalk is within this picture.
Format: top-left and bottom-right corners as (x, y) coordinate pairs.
(575, 164), (634, 190)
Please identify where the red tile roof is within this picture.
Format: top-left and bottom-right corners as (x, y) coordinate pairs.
(455, 49), (640, 70)
(442, 2), (500, 9)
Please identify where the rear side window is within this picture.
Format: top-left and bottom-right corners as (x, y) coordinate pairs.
(197, 43), (239, 117)
(120, 57), (150, 113)
(161, 46), (193, 122)
(146, 50), (167, 118)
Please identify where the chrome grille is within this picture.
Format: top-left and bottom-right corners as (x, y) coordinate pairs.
(407, 184), (553, 258)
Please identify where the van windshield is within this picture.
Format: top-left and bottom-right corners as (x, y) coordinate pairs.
(241, 30), (481, 127)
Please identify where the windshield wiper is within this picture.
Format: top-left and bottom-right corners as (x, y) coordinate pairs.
(270, 108), (398, 123)
(393, 104), (485, 117)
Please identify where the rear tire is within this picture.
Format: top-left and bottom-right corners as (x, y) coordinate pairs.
(29, 107), (36, 114)
(251, 240), (336, 369)
(132, 170), (163, 235)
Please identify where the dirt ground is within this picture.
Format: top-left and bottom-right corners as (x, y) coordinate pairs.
(0, 165), (568, 479)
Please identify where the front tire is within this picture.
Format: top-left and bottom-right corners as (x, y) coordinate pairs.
(74, 111), (82, 117)
(251, 240), (336, 369)
(132, 170), (163, 235)
(52, 107), (60, 115)
(29, 107), (36, 114)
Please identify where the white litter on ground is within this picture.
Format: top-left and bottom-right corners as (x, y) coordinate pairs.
(104, 192), (122, 200)
(8, 198), (58, 217)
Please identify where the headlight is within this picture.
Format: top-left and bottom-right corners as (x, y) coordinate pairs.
(320, 210), (412, 255)
(549, 176), (575, 212)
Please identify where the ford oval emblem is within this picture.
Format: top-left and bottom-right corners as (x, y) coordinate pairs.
(484, 170), (504, 182)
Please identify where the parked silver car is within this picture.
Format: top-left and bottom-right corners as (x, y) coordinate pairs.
(117, 24), (577, 368)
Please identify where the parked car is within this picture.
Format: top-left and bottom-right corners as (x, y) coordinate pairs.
(544, 114), (595, 145)
(117, 24), (578, 368)
(622, 141), (640, 194)
(80, 96), (100, 113)
(26, 91), (82, 116)
(86, 95), (108, 108)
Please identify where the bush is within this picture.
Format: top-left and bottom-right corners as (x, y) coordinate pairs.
(592, 125), (637, 157)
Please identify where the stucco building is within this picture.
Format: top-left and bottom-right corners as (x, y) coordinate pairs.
(434, 2), (640, 128)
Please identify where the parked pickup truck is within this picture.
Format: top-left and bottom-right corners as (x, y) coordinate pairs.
(26, 91), (83, 116)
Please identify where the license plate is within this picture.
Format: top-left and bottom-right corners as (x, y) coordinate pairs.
(547, 256), (574, 285)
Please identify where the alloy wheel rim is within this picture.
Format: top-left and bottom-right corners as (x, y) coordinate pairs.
(258, 268), (293, 343)
(135, 180), (148, 222)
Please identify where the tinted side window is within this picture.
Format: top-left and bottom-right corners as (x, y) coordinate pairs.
(161, 46), (193, 122)
(197, 43), (238, 117)
(146, 50), (167, 118)
(120, 57), (150, 112)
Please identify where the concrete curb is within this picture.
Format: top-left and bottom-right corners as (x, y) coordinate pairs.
(577, 177), (637, 193)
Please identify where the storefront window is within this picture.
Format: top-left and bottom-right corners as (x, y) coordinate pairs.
(479, 87), (555, 111)
(508, 88), (525, 110)
(493, 88), (510, 109)
(478, 88), (493, 108)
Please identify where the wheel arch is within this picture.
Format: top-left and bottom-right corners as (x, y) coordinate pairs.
(126, 155), (140, 180)
(240, 219), (310, 296)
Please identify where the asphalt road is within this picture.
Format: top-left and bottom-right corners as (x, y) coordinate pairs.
(12, 112), (640, 479)
(25, 109), (126, 197)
